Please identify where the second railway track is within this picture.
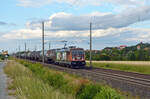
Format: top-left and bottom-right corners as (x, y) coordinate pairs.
(88, 68), (150, 87)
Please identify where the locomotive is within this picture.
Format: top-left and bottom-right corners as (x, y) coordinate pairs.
(15, 46), (86, 68)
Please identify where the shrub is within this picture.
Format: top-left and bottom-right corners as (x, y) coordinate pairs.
(43, 71), (67, 88)
(76, 84), (102, 99)
(93, 87), (122, 99)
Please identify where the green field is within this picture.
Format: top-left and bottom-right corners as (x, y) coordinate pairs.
(4, 60), (130, 99)
(87, 61), (150, 75)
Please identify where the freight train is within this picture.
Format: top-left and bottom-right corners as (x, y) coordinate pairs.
(15, 46), (86, 68)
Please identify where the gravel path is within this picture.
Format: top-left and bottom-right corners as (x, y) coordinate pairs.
(0, 62), (15, 99)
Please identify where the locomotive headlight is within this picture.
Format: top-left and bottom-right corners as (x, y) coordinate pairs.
(72, 57), (75, 61)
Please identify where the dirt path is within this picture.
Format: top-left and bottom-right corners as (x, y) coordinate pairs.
(0, 62), (15, 99)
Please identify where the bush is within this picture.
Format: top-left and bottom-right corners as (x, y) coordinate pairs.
(93, 87), (122, 99)
(76, 84), (102, 99)
(43, 71), (67, 88)
(0, 54), (5, 60)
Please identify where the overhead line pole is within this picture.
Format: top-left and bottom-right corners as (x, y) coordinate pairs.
(25, 43), (26, 59)
(90, 22), (92, 68)
(19, 45), (20, 58)
(42, 22), (45, 64)
(35, 45), (37, 51)
(49, 42), (50, 50)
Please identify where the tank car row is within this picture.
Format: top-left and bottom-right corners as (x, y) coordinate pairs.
(15, 46), (86, 68)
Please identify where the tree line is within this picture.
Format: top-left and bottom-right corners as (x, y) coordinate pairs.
(85, 43), (150, 61)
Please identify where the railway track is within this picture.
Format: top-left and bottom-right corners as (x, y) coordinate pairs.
(88, 68), (150, 87)
(26, 60), (150, 99)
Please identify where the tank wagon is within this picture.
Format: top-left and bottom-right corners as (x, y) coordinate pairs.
(16, 46), (86, 68)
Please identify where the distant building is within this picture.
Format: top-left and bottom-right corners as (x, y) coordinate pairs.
(119, 45), (127, 50)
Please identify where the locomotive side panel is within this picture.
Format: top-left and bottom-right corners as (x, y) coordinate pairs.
(56, 49), (71, 66)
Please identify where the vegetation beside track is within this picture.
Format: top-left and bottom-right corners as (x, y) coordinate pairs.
(0, 54), (5, 61)
(87, 61), (150, 75)
(4, 61), (74, 99)
(6, 59), (125, 99)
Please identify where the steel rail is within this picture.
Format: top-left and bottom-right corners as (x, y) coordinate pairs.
(80, 69), (150, 88)
(90, 69), (150, 84)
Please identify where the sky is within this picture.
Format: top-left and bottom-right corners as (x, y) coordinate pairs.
(1, 0), (150, 53)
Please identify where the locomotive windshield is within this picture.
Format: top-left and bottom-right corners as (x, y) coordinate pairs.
(72, 50), (84, 60)
(72, 50), (84, 55)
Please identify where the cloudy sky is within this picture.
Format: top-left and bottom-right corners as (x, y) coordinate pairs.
(1, 0), (150, 53)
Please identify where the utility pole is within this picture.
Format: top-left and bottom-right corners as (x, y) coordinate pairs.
(42, 22), (45, 64)
(90, 22), (92, 68)
(49, 42), (51, 50)
(19, 45), (20, 58)
(25, 43), (26, 59)
(35, 45), (37, 51)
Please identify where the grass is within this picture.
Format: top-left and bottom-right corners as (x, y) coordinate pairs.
(5, 59), (133, 99)
(87, 61), (150, 75)
(4, 61), (74, 99)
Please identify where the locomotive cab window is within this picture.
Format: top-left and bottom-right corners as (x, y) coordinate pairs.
(71, 50), (84, 60)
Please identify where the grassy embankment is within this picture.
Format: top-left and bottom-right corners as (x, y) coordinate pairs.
(4, 61), (74, 99)
(87, 61), (150, 75)
(4, 60), (125, 99)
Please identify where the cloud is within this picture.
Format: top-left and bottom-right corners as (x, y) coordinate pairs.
(2, 5), (150, 46)
(125, 28), (150, 42)
(17, 0), (147, 7)
(0, 21), (17, 26)
(0, 21), (7, 26)
(2, 26), (149, 41)
(6, 6), (149, 40)
(1, 27), (122, 40)
(2, 25), (150, 49)
(26, 6), (150, 31)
